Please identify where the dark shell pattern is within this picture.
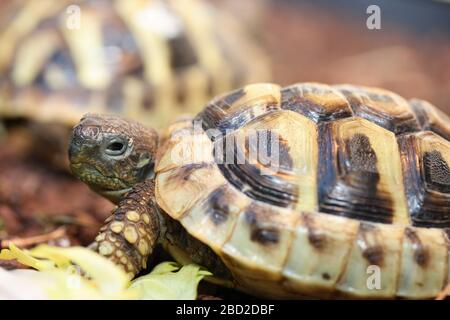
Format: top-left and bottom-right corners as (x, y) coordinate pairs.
(155, 82), (450, 299)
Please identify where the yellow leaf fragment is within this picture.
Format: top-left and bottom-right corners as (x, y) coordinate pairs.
(0, 243), (54, 270)
(31, 245), (130, 295)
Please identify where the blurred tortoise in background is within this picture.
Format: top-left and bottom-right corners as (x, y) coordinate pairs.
(0, 0), (270, 168)
(69, 82), (450, 299)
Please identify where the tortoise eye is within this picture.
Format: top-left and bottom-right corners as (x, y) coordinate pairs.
(105, 139), (127, 156)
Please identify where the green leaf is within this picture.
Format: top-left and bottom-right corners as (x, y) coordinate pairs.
(149, 261), (180, 275)
(130, 262), (212, 300)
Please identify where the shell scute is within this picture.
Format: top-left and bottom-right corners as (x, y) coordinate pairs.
(318, 117), (409, 225)
(334, 84), (420, 134)
(281, 82), (353, 122)
(398, 131), (450, 228)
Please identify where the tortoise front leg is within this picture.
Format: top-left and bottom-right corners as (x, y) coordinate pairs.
(89, 180), (161, 278)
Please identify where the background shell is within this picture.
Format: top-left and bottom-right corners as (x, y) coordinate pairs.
(0, 0), (270, 129)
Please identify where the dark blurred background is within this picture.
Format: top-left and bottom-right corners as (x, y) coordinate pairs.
(258, 0), (450, 113)
(3, 0), (448, 111)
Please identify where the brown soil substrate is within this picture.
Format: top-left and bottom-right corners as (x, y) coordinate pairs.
(0, 128), (113, 250)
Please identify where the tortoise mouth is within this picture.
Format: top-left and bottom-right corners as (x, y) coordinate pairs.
(70, 161), (154, 203)
(70, 161), (130, 190)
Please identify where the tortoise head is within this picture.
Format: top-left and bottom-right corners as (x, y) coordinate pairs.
(69, 114), (158, 203)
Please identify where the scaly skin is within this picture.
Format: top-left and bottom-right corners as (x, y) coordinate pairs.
(89, 180), (160, 277)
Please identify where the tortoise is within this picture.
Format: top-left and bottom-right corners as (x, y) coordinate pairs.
(68, 82), (450, 299)
(0, 0), (269, 167)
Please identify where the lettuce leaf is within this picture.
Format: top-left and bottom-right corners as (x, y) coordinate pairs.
(131, 262), (211, 300)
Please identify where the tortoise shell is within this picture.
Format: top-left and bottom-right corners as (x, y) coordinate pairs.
(0, 0), (269, 129)
(155, 82), (450, 299)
